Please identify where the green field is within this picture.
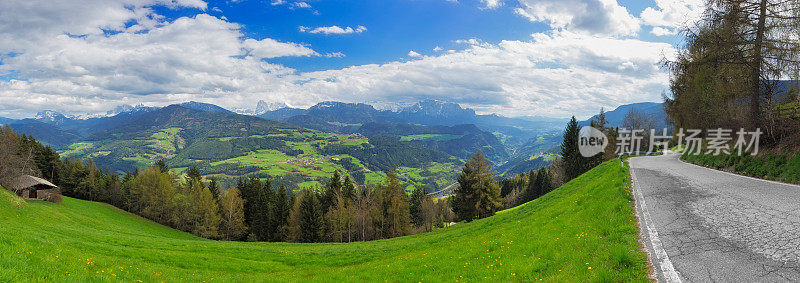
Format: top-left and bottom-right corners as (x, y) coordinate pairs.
(0, 161), (648, 281)
(60, 127), (460, 192)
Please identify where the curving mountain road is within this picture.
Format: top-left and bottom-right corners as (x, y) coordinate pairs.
(630, 152), (800, 282)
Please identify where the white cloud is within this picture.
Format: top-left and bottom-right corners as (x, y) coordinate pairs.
(408, 50), (422, 58)
(0, 1), (324, 117)
(243, 38), (317, 58)
(287, 31), (674, 118)
(299, 25), (368, 35)
(433, 46), (443, 52)
(271, 0), (316, 13)
(640, 0), (705, 36)
(0, 0), (674, 119)
(293, 2), (311, 9)
(325, 52), (346, 58)
(515, 0), (640, 37)
(481, 0), (503, 9)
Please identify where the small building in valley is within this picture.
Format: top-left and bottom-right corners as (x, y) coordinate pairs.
(9, 175), (61, 202)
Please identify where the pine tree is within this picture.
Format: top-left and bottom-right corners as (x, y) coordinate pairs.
(207, 177), (221, 200)
(561, 116), (584, 181)
(532, 167), (552, 198)
(453, 152), (501, 221)
(522, 169), (537, 204)
(590, 108), (610, 167)
(155, 160), (168, 173)
(272, 184), (290, 241)
(409, 187), (427, 226)
(293, 189), (324, 243)
(186, 166), (202, 181)
(342, 175), (355, 201)
(323, 171), (343, 213)
(238, 177), (273, 241)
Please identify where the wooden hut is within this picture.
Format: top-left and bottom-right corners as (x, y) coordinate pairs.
(9, 175), (61, 201)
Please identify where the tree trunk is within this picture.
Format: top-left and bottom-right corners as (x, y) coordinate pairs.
(751, 0), (768, 128)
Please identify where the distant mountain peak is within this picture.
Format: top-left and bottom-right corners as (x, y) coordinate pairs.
(255, 100), (288, 114)
(106, 104), (155, 116)
(34, 110), (70, 124)
(401, 99), (476, 118)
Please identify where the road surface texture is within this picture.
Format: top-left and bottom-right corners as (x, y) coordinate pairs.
(630, 152), (800, 282)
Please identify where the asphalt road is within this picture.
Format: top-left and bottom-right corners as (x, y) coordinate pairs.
(630, 152), (800, 282)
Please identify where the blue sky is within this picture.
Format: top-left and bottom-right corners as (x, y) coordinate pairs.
(199, 0), (548, 71)
(0, 0), (704, 119)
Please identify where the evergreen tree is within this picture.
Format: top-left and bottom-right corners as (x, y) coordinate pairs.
(561, 116), (584, 181)
(532, 167), (552, 198)
(155, 159), (168, 173)
(272, 184), (290, 241)
(238, 177), (273, 241)
(453, 152), (501, 221)
(342, 175), (356, 201)
(409, 187), (427, 226)
(255, 179), (276, 241)
(186, 166), (202, 181)
(323, 171), (343, 213)
(292, 189), (324, 243)
(522, 169), (537, 204)
(590, 108), (610, 166)
(207, 177), (221, 200)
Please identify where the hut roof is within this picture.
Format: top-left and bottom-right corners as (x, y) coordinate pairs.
(9, 175), (58, 192)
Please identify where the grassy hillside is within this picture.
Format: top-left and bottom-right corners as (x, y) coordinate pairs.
(0, 161), (648, 281)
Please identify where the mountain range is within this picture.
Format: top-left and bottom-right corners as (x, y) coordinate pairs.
(1, 99), (667, 188)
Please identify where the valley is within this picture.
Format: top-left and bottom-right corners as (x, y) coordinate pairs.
(4, 99), (666, 195)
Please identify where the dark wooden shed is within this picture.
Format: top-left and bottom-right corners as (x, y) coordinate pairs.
(9, 175), (61, 202)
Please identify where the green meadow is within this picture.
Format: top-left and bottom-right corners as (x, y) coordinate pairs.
(0, 161), (648, 281)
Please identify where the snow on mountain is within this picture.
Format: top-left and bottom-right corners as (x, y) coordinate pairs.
(235, 100), (290, 115)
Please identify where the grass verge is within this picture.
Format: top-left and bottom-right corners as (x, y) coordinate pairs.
(682, 150), (800, 185)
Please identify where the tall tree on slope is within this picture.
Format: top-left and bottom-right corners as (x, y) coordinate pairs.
(453, 152), (501, 221)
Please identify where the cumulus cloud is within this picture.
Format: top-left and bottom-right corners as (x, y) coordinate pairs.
(640, 0), (705, 36)
(408, 50), (422, 58)
(0, 0), (674, 119)
(514, 0), (640, 37)
(299, 25), (368, 35)
(288, 31), (674, 118)
(243, 38), (317, 58)
(0, 0), (323, 117)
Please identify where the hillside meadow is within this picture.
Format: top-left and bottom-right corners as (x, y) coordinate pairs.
(0, 161), (648, 282)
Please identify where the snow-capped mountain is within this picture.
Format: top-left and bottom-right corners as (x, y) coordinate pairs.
(234, 100), (289, 115)
(34, 110), (70, 125)
(105, 104), (156, 116)
(255, 100), (288, 114)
